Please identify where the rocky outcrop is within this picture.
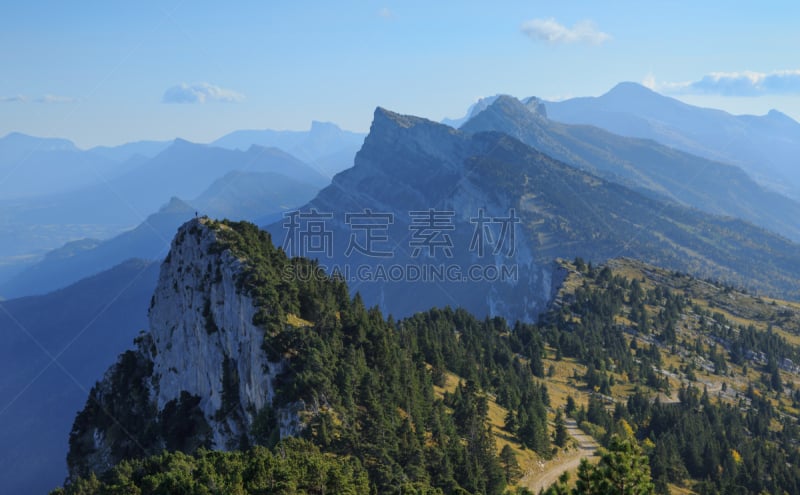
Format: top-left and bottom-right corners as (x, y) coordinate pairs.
(148, 219), (284, 446)
(67, 219), (301, 478)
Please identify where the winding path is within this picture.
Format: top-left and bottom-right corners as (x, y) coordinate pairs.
(522, 419), (599, 493)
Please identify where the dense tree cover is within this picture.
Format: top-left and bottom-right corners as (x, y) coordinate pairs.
(66, 221), (550, 495)
(265, 302), (550, 494)
(541, 260), (800, 494)
(623, 385), (800, 494)
(53, 438), (371, 495)
(66, 222), (800, 494)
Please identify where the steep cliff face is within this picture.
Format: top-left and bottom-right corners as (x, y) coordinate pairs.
(268, 108), (559, 323)
(148, 220), (292, 446)
(266, 104), (800, 320)
(67, 219), (302, 478)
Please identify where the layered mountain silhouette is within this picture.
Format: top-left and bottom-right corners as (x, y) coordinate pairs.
(89, 139), (171, 162)
(3, 96), (800, 493)
(0, 199), (193, 298)
(461, 94), (800, 242)
(213, 120), (365, 177)
(268, 107), (800, 322)
(546, 82), (800, 199)
(0, 133), (118, 199)
(1, 169), (323, 299)
(0, 140), (326, 274)
(0, 119), (363, 273)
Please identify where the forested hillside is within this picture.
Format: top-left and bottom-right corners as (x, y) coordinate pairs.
(61, 220), (553, 494)
(538, 258), (800, 494)
(57, 221), (800, 495)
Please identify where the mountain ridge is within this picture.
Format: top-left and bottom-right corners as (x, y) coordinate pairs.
(269, 105), (800, 325)
(545, 82), (800, 199)
(461, 94), (800, 242)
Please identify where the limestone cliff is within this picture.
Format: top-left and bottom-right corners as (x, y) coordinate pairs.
(66, 219), (302, 478)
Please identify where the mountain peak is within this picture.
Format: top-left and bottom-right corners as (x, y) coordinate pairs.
(441, 95), (504, 128)
(481, 95), (533, 120)
(373, 106), (425, 129)
(460, 94), (544, 136)
(309, 120), (342, 133)
(356, 107), (462, 173)
(171, 137), (198, 147)
(606, 81), (658, 97)
(156, 138), (204, 157)
(596, 82), (677, 109)
(0, 132), (78, 153)
(487, 94), (519, 107)
(521, 96), (548, 118)
(370, 107), (462, 140)
(766, 108), (797, 124)
(159, 196), (194, 214)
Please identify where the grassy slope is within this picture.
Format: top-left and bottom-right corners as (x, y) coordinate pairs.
(533, 257), (800, 494)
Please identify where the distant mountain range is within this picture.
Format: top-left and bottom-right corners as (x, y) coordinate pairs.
(545, 82), (800, 200)
(212, 120), (365, 177)
(0, 121), (362, 269)
(0, 138), (335, 284)
(88, 139), (172, 162)
(461, 94), (800, 242)
(0, 120), (361, 199)
(0, 199), (194, 298)
(0, 168), (323, 299)
(4, 86), (800, 492)
(0, 133), (120, 199)
(267, 107), (800, 322)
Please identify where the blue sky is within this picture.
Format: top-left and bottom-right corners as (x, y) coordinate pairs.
(3, 1), (800, 148)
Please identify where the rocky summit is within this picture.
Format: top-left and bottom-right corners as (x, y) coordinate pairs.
(66, 219), (303, 478)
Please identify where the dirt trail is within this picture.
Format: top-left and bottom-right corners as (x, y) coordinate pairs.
(521, 419), (599, 493)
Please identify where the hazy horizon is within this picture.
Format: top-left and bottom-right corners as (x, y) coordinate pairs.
(5, 1), (800, 147)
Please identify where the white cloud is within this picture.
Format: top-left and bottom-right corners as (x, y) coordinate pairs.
(0, 95), (27, 103)
(35, 94), (76, 103)
(0, 94), (76, 103)
(651, 70), (800, 96)
(162, 83), (244, 104)
(642, 73), (657, 90)
(521, 17), (610, 45)
(378, 7), (395, 19)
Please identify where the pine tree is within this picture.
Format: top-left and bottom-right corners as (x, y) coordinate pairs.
(499, 444), (522, 484)
(584, 434), (654, 495)
(565, 395), (576, 418)
(554, 409), (569, 448)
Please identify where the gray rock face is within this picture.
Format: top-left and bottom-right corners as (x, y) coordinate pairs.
(267, 108), (562, 323)
(69, 219), (301, 478)
(148, 219), (284, 447)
